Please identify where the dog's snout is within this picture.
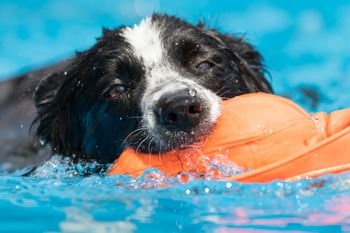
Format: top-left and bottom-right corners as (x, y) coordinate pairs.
(154, 90), (203, 131)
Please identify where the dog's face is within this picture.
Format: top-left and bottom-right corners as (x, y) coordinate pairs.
(34, 14), (272, 162)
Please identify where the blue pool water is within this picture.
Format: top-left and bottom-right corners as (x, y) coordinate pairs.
(1, 0), (350, 232)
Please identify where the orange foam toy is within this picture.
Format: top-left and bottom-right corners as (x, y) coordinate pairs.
(107, 93), (350, 182)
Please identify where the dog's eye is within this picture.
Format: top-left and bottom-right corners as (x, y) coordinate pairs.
(104, 84), (128, 99)
(196, 61), (215, 71)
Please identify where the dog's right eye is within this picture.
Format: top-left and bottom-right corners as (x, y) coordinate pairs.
(195, 60), (215, 72)
(104, 84), (128, 99)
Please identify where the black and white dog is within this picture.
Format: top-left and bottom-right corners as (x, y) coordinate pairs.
(0, 14), (272, 170)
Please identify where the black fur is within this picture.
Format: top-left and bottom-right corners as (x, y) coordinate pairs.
(0, 14), (272, 168)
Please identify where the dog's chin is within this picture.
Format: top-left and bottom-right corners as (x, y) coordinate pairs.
(127, 121), (215, 154)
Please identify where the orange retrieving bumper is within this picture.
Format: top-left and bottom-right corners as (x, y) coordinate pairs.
(107, 93), (350, 182)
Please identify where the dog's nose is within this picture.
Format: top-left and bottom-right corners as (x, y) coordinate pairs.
(154, 89), (203, 131)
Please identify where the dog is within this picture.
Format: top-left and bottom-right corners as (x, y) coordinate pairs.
(0, 14), (272, 171)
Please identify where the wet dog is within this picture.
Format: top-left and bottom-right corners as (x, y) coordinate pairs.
(0, 14), (272, 171)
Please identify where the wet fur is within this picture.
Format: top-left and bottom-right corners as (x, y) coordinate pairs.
(0, 14), (272, 169)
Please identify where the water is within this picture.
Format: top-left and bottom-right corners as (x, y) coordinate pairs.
(2, 159), (350, 232)
(1, 0), (350, 232)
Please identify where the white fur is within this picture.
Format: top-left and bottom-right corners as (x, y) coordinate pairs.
(122, 17), (163, 68)
(122, 17), (221, 135)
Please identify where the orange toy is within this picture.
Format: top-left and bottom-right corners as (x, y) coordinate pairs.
(107, 93), (350, 182)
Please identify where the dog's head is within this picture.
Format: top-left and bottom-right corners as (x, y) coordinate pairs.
(34, 14), (272, 162)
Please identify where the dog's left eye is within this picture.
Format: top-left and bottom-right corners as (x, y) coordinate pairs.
(196, 61), (215, 71)
(104, 84), (128, 99)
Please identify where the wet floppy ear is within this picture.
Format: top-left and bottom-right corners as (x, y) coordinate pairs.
(33, 68), (80, 156)
(34, 72), (65, 114)
(219, 33), (272, 93)
(33, 41), (106, 158)
(202, 27), (273, 93)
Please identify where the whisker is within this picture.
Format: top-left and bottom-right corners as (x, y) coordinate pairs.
(121, 127), (147, 147)
(147, 136), (156, 153)
(136, 135), (150, 153)
(215, 83), (236, 97)
(215, 85), (228, 96)
(126, 116), (143, 119)
(158, 140), (163, 162)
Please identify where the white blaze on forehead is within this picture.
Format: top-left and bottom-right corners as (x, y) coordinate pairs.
(122, 17), (221, 133)
(121, 17), (163, 68)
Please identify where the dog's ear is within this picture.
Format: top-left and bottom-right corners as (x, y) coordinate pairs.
(202, 27), (273, 93)
(33, 62), (82, 156)
(34, 72), (64, 113)
(33, 38), (110, 158)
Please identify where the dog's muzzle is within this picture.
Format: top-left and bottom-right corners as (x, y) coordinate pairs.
(153, 89), (204, 132)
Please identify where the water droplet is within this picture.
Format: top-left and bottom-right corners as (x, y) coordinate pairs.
(188, 89), (196, 96)
(204, 187), (210, 193)
(185, 189), (191, 195)
(119, 117), (123, 120)
(64, 71), (68, 75)
(20, 124), (23, 128)
(39, 140), (45, 146)
(226, 182), (232, 188)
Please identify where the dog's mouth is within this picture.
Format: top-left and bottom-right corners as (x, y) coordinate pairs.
(127, 118), (216, 154)
(126, 87), (221, 154)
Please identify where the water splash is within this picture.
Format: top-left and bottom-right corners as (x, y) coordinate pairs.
(0, 152), (350, 232)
